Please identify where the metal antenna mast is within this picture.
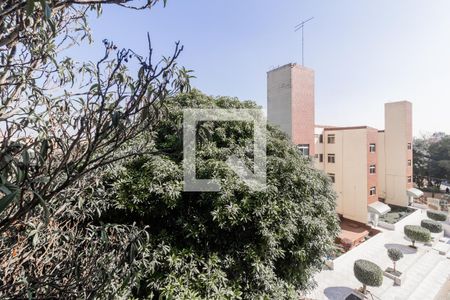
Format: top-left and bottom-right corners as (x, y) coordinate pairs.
(294, 17), (314, 66)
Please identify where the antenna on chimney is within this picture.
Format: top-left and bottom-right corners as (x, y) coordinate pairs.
(294, 17), (314, 66)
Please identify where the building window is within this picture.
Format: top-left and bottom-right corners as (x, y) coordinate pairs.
(369, 143), (376, 153)
(327, 134), (335, 144)
(369, 186), (376, 196)
(319, 154), (323, 163)
(327, 154), (335, 163)
(407, 143), (412, 150)
(297, 144), (310, 156)
(328, 173), (335, 183)
(369, 164), (376, 174)
(407, 176), (412, 183)
(407, 159), (412, 166)
(315, 134), (323, 144)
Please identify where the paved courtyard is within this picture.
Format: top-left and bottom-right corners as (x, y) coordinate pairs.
(306, 209), (450, 300)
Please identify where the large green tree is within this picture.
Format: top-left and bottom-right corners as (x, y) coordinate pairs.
(413, 133), (450, 188)
(428, 135), (450, 182)
(413, 136), (430, 188)
(99, 90), (340, 299)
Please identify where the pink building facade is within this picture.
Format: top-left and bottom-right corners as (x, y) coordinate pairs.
(267, 63), (417, 224)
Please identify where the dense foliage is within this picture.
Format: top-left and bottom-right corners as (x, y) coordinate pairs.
(353, 259), (383, 294)
(387, 248), (403, 262)
(0, 91), (339, 298)
(103, 90), (340, 298)
(421, 219), (443, 233)
(426, 210), (448, 222)
(413, 133), (450, 188)
(404, 225), (431, 247)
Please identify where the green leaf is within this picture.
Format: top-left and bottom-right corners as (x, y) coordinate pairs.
(0, 185), (11, 195)
(22, 150), (30, 166)
(16, 168), (25, 183)
(48, 19), (56, 34)
(26, 0), (35, 16)
(34, 192), (50, 224)
(40, 139), (49, 162)
(32, 231), (40, 246)
(0, 190), (19, 214)
(90, 83), (100, 93)
(33, 176), (50, 184)
(112, 111), (120, 127)
(4, 181), (19, 192)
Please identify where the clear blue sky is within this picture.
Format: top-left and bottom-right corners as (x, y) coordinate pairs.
(69, 0), (450, 136)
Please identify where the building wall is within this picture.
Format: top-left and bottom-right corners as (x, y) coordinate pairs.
(322, 129), (343, 214)
(314, 127), (325, 170)
(267, 65), (292, 138)
(267, 65), (414, 224)
(317, 128), (372, 224)
(267, 63), (315, 155)
(384, 101), (413, 206)
(291, 66), (315, 154)
(367, 128), (378, 205)
(377, 131), (386, 199)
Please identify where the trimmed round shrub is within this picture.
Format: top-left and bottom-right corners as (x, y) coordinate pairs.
(426, 210), (448, 222)
(354, 259), (383, 293)
(387, 248), (403, 262)
(421, 219), (443, 233)
(404, 225), (431, 247)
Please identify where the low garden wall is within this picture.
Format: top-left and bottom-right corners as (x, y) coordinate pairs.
(377, 206), (421, 231)
(378, 221), (395, 230)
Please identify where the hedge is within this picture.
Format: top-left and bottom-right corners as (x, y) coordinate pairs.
(426, 210), (448, 222)
(404, 225), (431, 246)
(353, 259), (383, 288)
(421, 219), (443, 233)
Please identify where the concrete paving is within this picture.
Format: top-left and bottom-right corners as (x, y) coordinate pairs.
(306, 209), (450, 300)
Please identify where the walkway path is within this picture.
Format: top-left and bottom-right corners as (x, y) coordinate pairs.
(306, 209), (450, 300)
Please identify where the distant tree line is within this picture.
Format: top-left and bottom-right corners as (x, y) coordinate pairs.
(413, 132), (450, 191)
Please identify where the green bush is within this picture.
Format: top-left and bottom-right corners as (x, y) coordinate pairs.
(421, 219), (443, 233)
(387, 248), (403, 272)
(353, 259), (383, 294)
(404, 225), (431, 247)
(426, 210), (448, 222)
(387, 248), (403, 262)
(105, 90), (340, 299)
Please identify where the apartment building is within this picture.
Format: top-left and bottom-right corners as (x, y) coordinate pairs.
(314, 126), (379, 223)
(267, 63), (419, 225)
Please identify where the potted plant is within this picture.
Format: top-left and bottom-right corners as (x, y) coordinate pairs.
(384, 248), (404, 285)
